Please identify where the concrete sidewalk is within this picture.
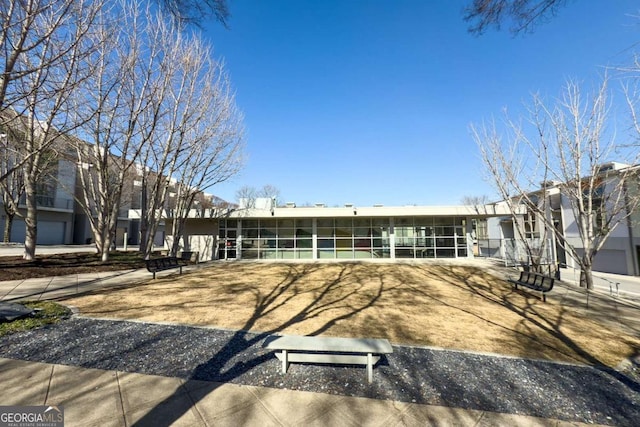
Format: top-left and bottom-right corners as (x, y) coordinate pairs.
(0, 357), (596, 427)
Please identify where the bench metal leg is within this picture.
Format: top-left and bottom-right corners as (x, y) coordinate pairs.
(367, 353), (373, 383)
(281, 350), (289, 374)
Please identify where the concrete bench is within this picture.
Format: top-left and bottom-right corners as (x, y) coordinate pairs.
(263, 335), (393, 383)
(508, 270), (555, 302)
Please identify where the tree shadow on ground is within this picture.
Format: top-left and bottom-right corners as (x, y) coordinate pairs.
(415, 265), (640, 392)
(419, 265), (607, 365)
(132, 262), (393, 426)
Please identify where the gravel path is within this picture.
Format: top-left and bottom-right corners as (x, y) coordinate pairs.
(1, 317), (639, 426)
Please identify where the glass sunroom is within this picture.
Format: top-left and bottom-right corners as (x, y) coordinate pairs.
(218, 215), (470, 261)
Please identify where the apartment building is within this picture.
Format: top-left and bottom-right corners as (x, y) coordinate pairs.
(484, 162), (640, 276)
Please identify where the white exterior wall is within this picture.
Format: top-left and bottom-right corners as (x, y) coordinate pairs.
(165, 219), (218, 261)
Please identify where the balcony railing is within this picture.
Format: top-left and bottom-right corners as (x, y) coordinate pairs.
(19, 194), (74, 210)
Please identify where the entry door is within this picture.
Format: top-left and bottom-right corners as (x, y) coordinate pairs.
(218, 228), (238, 259)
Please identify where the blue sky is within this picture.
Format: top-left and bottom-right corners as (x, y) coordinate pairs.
(203, 0), (640, 207)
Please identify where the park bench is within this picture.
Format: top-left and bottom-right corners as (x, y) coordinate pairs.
(145, 256), (186, 279)
(508, 270), (555, 302)
(263, 335), (393, 383)
(179, 251), (199, 264)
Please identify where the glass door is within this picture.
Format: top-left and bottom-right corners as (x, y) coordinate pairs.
(218, 227), (238, 260)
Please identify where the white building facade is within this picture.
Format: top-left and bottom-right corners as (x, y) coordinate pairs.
(166, 202), (514, 262)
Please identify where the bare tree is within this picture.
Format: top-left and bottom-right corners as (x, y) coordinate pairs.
(154, 0), (230, 27)
(461, 195), (490, 205)
(0, 124), (25, 242)
(68, 0), (171, 261)
(236, 184), (280, 209)
(3, 0), (102, 259)
(136, 16), (244, 259)
(0, 0), (100, 183)
(463, 0), (568, 35)
(165, 41), (244, 256)
(472, 78), (640, 289)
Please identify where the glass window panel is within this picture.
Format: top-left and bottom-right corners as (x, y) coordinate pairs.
(395, 248), (414, 258)
(279, 250), (295, 259)
(353, 227), (371, 237)
(263, 239), (277, 248)
(457, 248), (468, 257)
(279, 228), (295, 238)
(242, 250), (259, 260)
(226, 219), (238, 228)
(335, 226), (351, 238)
(395, 217), (412, 226)
(395, 238), (414, 248)
(335, 238), (352, 249)
(296, 219), (312, 228)
(278, 219), (294, 228)
(353, 218), (370, 227)
(297, 238), (312, 248)
(260, 249), (277, 259)
(436, 248), (456, 257)
(317, 218), (333, 228)
(260, 227), (276, 238)
(436, 238), (455, 247)
(354, 249), (372, 258)
(297, 249), (313, 259)
(244, 229), (259, 238)
(413, 217), (432, 227)
(415, 248), (430, 258)
(335, 218), (352, 228)
(373, 248), (391, 258)
(433, 217), (451, 226)
(395, 226), (412, 238)
(317, 249), (335, 259)
(354, 238), (371, 249)
(296, 228), (312, 238)
(442, 226), (455, 235)
(278, 239), (294, 248)
(373, 237), (390, 247)
(242, 239), (260, 249)
(415, 237), (428, 247)
(336, 248), (354, 259)
(261, 219), (277, 228)
(317, 239), (335, 249)
(317, 227), (334, 238)
(244, 220), (259, 228)
(371, 227), (389, 238)
(372, 218), (388, 227)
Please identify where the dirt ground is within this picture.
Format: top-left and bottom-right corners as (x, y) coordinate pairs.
(60, 261), (640, 369)
(0, 251), (147, 280)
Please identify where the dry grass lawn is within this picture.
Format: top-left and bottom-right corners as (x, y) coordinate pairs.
(61, 261), (640, 369)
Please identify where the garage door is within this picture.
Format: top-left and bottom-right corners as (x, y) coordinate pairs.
(593, 250), (627, 275)
(10, 219), (65, 245)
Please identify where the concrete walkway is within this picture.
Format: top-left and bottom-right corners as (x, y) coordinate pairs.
(1, 357), (590, 427)
(0, 263), (638, 426)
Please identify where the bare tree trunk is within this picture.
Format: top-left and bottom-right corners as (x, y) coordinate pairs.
(579, 260), (594, 290)
(23, 173), (37, 260)
(3, 214), (12, 243)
